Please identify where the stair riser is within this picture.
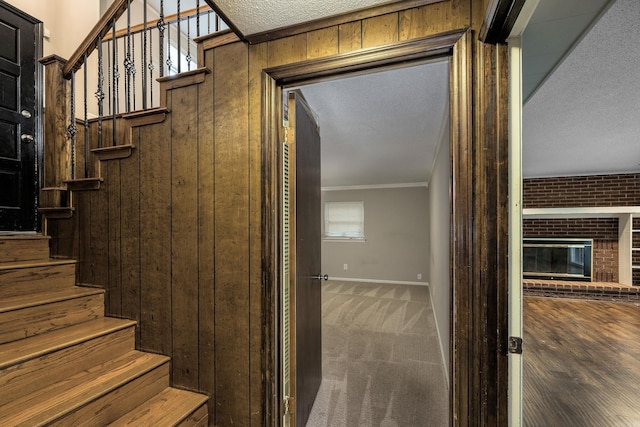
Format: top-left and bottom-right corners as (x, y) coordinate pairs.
(50, 362), (170, 426)
(0, 263), (76, 298)
(0, 238), (50, 263)
(0, 326), (135, 407)
(179, 404), (209, 427)
(0, 293), (104, 344)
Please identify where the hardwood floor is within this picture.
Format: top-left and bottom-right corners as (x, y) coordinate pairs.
(524, 297), (640, 426)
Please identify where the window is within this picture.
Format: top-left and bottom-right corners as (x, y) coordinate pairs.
(324, 201), (365, 240)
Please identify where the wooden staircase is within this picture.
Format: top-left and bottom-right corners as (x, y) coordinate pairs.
(0, 234), (208, 426)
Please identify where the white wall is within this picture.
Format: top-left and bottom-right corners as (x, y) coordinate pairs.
(6, 0), (100, 58)
(428, 123), (451, 379)
(321, 186), (429, 284)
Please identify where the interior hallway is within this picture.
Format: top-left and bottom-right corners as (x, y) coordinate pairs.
(306, 280), (448, 427)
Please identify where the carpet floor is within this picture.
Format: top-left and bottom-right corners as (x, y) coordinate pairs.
(306, 280), (449, 427)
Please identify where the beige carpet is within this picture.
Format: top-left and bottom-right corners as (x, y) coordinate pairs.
(306, 280), (449, 427)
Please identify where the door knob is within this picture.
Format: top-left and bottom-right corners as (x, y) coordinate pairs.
(21, 134), (35, 143)
(21, 110), (32, 119)
(313, 274), (328, 281)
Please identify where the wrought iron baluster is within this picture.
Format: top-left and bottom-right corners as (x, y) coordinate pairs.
(216, 14), (221, 32)
(177, 0), (181, 73)
(166, 19), (172, 74)
(96, 40), (104, 149)
(142, 0), (148, 109)
(207, 9), (211, 33)
(124, 4), (131, 113)
(186, 16), (192, 71)
(196, 0), (200, 37)
(158, 0), (165, 78)
(107, 40), (111, 116)
(149, 27), (155, 107)
(112, 19), (119, 146)
(131, 38), (137, 111)
(67, 73), (77, 180)
(83, 54), (89, 178)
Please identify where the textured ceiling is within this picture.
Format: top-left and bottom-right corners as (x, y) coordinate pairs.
(522, 0), (640, 178)
(208, 0), (392, 36)
(293, 61), (450, 188)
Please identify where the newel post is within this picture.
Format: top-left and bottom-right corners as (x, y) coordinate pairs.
(39, 55), (71, 211)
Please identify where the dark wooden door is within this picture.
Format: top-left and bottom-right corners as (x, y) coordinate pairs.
(0, 1), (40, 231)
(289, 91), (322, 426)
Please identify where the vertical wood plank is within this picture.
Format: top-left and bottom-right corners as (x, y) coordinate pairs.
(76, 191), (92, 285)
(267, 34), (307, 67)
(107, 161), (122, 317)
(339, 21), (362, 53)
(171, 83), (201, 390)
(362, 13), (399, 49)
(214, 41), (250, 426)
(89, 164), (109, 293)
(139, 105), (172, 357)
(307, 27), (339, 59)
(399, 0), (470, 40)
(249, 42), (268, 427)
(120, 138), (141, 343)
(198, 48), (216, 423)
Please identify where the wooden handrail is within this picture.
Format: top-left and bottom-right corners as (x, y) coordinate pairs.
(62, 0), (132, 79)
(102, 5), (212, 41)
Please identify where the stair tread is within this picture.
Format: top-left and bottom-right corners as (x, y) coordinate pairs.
(0, 286), (104, 313)
(0, 350), (169, 425)
(0, 316), (136, 369)
(108, 387), (209, 427)
(0, 258), (76, 270)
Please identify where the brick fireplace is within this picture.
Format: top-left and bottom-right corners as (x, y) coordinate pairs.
(523, 173), (640, 283)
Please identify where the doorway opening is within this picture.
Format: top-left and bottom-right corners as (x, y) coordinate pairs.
(262, 29), (477, 426)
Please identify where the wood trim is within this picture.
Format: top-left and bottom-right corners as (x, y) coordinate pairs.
(102, 5), (212, 41)
(266, 29), (466, 86)
(63, 0), (132, 79)
(196, 30), (240, 66)
(243, 0), (447, 44)
(261, 29), (494, 426)
(479, 0), (527, 44)
(64, 178), (104, 191)
(123, 107), (169, 127)
(92, 144), (135, 161)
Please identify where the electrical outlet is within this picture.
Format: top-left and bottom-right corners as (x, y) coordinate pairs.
(417, 273), (422, 280)
(343, 264), (348, 270)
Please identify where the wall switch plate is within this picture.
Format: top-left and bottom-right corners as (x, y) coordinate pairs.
(343, 264), (348, 270)
(417, 273), (422, 280)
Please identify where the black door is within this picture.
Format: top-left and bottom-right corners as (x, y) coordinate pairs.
(288, 91), (322, 427)
(0, 1), (41, 231)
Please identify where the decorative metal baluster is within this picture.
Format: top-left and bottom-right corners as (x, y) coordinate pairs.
(107, 40), (111, 116)
(83, 54), (89, 178)
(148, 28), (154, 107)
(142, 0), (148, 109)
(112, 19), (119, 146)
(196, 0), (200, 37)
(124, 4), (132, 112)
(166, 19), (172, 74)
(158, 0), (165, 77)
(186, 17), (192, 71)
(96, 41), (104, 149)
(207, 9), (211, 33)
(67, 73), (77, 180)
(131, 38), (137, 111)
(216, 14), (221, 32)
(177, 0), (181, 73)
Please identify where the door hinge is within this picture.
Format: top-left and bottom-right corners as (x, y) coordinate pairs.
(284, 396), (292, 415)
(508, 336), (523, 354)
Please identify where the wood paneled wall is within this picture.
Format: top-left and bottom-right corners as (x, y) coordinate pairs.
(46, 0), (508, 425)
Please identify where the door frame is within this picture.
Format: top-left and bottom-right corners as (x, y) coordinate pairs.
(261, 28), (484, 425)
(0, 0), (44, 231)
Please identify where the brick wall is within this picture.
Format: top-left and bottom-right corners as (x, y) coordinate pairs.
(523, 174), (640, 283)
(523, 173), (640, 208)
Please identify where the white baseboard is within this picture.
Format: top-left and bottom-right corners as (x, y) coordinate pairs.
(328, 277), (429, 286)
